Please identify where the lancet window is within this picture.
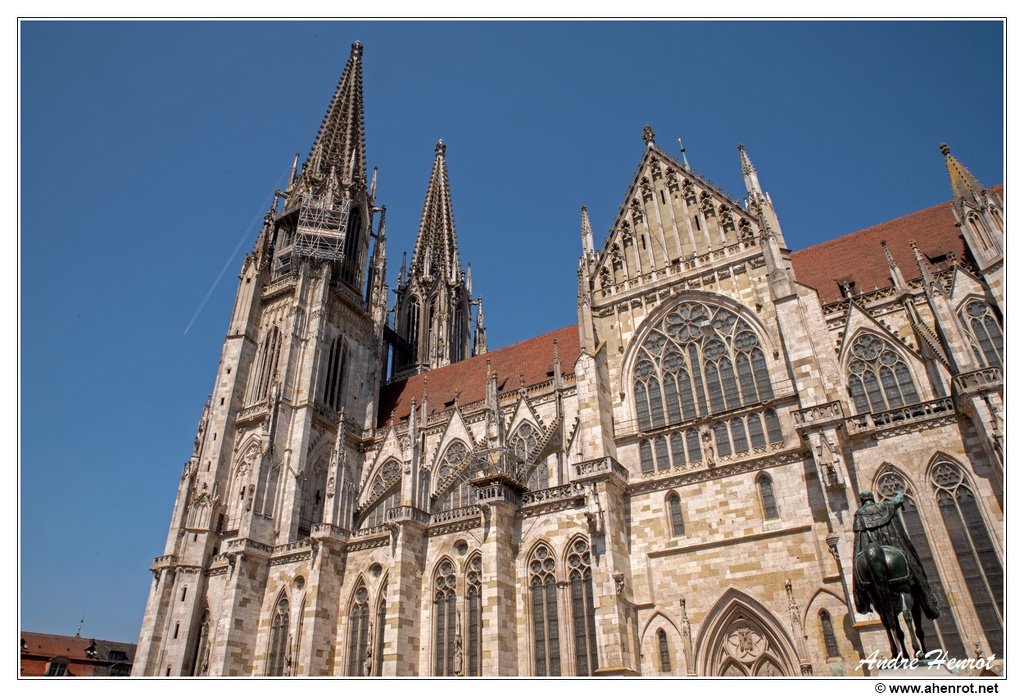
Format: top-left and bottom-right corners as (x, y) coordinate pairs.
(190, 610), (211, 676)
(433, 559), (458, 676)
(819, 610), (840, 659)
(247, 326), (282, 404)
(362, 460), (402, 528)
(960, 300), (1003, 369)
(322, 336), (348, 411)
(657, 629), (672, 672)
(339, 207), (363, 287)
(633, 303), (774, 432)
(347, 583), (370, 676)
(638, 411), (782, 474)
(846, 334), (920, 414)
(874, 468), (966, 659)
(667, 492), (685, 536)
(757, 474), (779, 520)
(405, 298), (421, 355)
(511, 423), (549, 490)
(930, 462), (1003, 656)
(568, 538), (599, 676)
(297, 457), (328, 537)
(267, 596), (289, 676)
(530, 544), (561, 676)
(374, 589), (387, 676)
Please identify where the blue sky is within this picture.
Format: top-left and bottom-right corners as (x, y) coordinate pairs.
(19, 20), (1004, 643)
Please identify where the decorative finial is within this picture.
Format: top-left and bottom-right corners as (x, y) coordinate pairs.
(642, 124), (656, 148)
(436, 139), (446, 155)
(351, 41), (363, 58)
(939, 142), (951, 156)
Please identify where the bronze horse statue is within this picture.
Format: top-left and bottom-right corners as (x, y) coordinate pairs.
(853, 491), (940, 660)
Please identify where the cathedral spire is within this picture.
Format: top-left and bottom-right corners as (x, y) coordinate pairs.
(302, 41), (366, 187)
(410, 139), (460, 280)
(941, 142), (985, 203)
(580, 205), (595, 256)
(738, 143), (762, 196)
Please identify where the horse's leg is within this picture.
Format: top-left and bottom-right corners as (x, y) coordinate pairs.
(910, 596), (926, 658)
(900, 593), (921, 658)
(890, 592), (909, 660)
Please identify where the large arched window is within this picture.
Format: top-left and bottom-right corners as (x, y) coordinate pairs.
(434, 442), (473, 512)
(298, 457), (328, 538)
(960, 300), (1003, 369)
(361, 460), (402, 528)
(322, 336), (348, 411)
(633, 302), (774, 431)
(567, 538), (599, 676)
(511, 423), (550, 490)
(347, 583), (370, 676)
(846, 334), (920, 414)
(930, 462), (1003, 657)
(529, 544), (561, 676)
(433, 559), (458, 676)
(466, 554), (483, 676)
(267, 596), (289, 676)
(875, 468), (965, 659)
(374, 584), (387, 676)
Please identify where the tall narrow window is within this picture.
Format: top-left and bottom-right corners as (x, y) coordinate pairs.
(530, 544), (561, 676)
(657, 629), (672, 673)
(434, 442), (473, 511)
(433, 559), (457, 676)
(511, 424), (549, 490)
(819, 610), (840, 658)
(322, 336), (347, 411)
(667, 492), (685, 536)
(190, 610), (211, 676)
(758, 475), (779, 520)
(931, 463), (1003, 657)
(374, 589), (387, 676)
(267, 596), (289, 676)
(340, 207), (363, 287)
(568, 538), (599, 676)
(467, 554), (483, 676)
(347, 584), (370, 675)
(247, 326), (282, 404)
(875, 469), (966, 659)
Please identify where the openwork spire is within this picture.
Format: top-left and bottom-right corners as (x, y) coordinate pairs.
(738, 144), (762, 195)
(940, 142), (985, 202)
(410, 139), (461, 280)
(304, 41), (367, 186)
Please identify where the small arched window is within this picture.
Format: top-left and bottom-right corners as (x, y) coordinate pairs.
(758, 475), (779, 520)
(267, 596), (289, 676)
(657, 629), (672, 673)
(667, 492), (685, 536)
(819, 610), (840, 658)
(847, 334), (920, 414)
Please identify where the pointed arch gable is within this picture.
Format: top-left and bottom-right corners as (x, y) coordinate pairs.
(430, 409), (475, 474)
(507, 394), (545, 436)
(837, 307), (925, 370)
(695, 587), (800, 677)
(639, 611), (686, 676)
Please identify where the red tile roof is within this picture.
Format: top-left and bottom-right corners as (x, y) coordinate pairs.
(378, 325), (579, 428)
(790, 185), (1002, 304)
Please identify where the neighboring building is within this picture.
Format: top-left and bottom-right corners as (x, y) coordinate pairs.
(134, 42), (1004, 676)
(20, 632), (136, 677)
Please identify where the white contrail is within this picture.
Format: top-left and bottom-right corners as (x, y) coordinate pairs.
(183, 170), (290, 335)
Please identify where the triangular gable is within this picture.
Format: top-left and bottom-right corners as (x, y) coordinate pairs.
(430, 408), (477, 475)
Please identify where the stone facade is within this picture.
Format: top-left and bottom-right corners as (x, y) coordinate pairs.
(134, 42), (1004, 677)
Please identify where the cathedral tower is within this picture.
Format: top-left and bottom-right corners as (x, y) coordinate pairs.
(389, 140), (481, 379)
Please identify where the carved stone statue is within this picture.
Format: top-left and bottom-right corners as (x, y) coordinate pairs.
(852, 490), (940, 659)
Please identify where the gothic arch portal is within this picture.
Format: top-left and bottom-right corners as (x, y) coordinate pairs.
(695, 588), (800, 677)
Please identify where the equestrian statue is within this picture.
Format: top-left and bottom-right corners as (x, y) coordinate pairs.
(852, 490), (940, 660)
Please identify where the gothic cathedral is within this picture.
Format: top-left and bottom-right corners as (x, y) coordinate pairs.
(134, 42), (1004, 676)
